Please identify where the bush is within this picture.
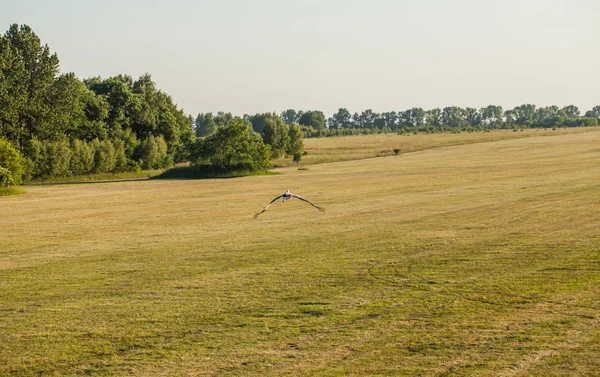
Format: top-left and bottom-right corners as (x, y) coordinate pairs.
(192, 119), (271, 171)
(92, 139), (118, 173)
(23, 138), (71, 179)
(0, 139), (24, 185)
(135, 135), (170, 170)
(70, 139), (95, 175)
(0, 166), (15, 187)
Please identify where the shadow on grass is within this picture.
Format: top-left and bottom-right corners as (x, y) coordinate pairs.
(20, 166), (277, 186)
(151, 165), (279, 180)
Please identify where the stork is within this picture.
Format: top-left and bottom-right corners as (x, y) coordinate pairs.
(254, 190), (325, 219)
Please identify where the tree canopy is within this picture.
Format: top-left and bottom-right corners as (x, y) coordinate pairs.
(192, 119), (271, 171)
(0, 24), (194, 180)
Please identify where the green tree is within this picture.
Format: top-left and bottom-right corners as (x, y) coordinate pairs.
(2, 24), (60, 146)
(441, 107), (467, 128)
(330, 108), (352, 129)
(512, 104), (536, 126)
(0, 32), (27, 145)
(562, 105), (580, 118)
(262, 117), (289, 159)
(195, 113), (218, 137)
(195, 119), (271, 171)
(213, 111), (234, 127)
(249, 112), (282, 134)
(426, 108), (442, 127)
(298, 110), (325, 130)
(585, 105), (600, 120)
(480, 105), (504, 126)
(0, 138), (24, 185)
(286, 124), (304, 162)
(281, 109), (300, 125)
(464, 108), (481, 126)
(92, 138), (116, 173)
(33, 138), (72, 178)
(69, 139), (94, 175)
(135, 135), (170, 170)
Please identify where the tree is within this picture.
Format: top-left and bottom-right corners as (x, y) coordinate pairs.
(512, 104), (536, 126)
(2, 24), (60, 146)
(86, 76), (134, 132)
(249, 112), (281, 134)
(0, 32), (27, 146)
(0, 138), (24, 185)
(464, 108), (481, 126)
(356, 109), (376, 129)
(330, 108), (352, 129)
(298, 110), (325, 130)
(285, 124), (304, 162)
(134, 135), (169, 170)
(213, 112), (234, 127)
(262, 117), (289, 159)
(562, 105), (580, 118)
(585, 105), (600, 120)
(281, 109), (300, 125)
(195, 113), (218, 137)
(441, 106), (467, 128)
(195, 119), (271, 171)
(381, 111), (399, 129)
(426, 108), (442, 127)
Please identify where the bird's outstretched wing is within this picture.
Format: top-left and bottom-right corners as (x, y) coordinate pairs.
(290, 194), (325, 212)
(253, 195), (283, 219)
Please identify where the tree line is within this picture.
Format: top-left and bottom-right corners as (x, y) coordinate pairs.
(0, 24), (303, 184)
(2, 24), (599, 186)
(194, 103), (599, 141)
(290, 105), (598, 137)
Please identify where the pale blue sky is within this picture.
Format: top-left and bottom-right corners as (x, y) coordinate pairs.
(2, 0), (598, 117)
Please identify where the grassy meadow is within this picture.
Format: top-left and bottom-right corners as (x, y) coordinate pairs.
(273, 127), (599, 166)
(1, 130), (600, 376)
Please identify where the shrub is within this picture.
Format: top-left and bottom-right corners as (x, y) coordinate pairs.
(0, 139), (24, 185)
(23, 138), (71, 179)
(70, 139), (95, 175)
(135, 135), (170, 170)
(92, 139), (116, 173)
(0, 166), (15, 187)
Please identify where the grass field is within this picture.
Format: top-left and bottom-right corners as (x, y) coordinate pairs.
(273, 127), (599, 166)
(1, 130), (599, 376)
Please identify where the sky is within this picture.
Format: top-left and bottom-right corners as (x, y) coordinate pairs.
(2, 0), (599, 117)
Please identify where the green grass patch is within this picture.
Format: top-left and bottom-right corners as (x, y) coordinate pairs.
(0, 186), (25, 196)
(23, 169), (165, 185)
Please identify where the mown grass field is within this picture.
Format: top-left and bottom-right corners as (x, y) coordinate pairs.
(273, 127), (598, 166)
(1, 130), (600, 376)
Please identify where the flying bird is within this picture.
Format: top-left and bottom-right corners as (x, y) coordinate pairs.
(254, 190), (325, 219)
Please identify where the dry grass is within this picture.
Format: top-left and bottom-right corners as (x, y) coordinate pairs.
(1, 130), (599, 376)
(273, 127), (599, 166)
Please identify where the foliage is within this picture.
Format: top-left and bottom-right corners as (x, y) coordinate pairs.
(0, 166), (14, 187)
(286, 124), (304, 162)
(135, 135), (171, 170)
(194, 113), (218, 137)
(0, 138), (24, 185)
(0, 24), (194, 181)
(298, 110), (325, 130)
(192, 119), (271, 171)
(261, 116), (289, 159)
